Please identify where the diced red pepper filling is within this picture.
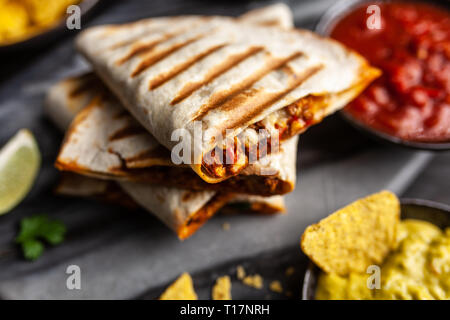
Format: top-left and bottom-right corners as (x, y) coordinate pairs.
(201, 94), (329, 179)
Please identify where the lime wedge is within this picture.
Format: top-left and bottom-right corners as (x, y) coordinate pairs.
(0, 129), (41, 215)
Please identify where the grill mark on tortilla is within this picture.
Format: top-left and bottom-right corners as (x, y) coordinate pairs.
(110, 37), (158, 52)
(115, 31), (183, 65)
(107, 27), (166, 49)
(192, 51), (304, 121)
(148, 43), (227, 90)
(179, 192), (233, 239)
(255, 19), (283, 27)
(99, 20), (160, 35)
(109, 124), (147, 141)
(68, 75), (101, 98)
(107, 148), (128, 171)
(55, 158), (92, 174)
(182, 191), (197, 202)
(105, 16), (208, 34)
(125, 145), (171, 166)
(56, 94), (104, 170)
(156, 193), (165, 203)
(110, 18), (210, 52)
(220, 64), (323, 131)
(67, 72), (96, 83)
(131, 34), (207, 77)
(105, 35), (140, 48)
(170, 46), (264, 105)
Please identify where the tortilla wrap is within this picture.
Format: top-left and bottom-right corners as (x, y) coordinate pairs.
(54, 172), (138, 209)
(237, 3), (293, 29)
(75, 12), (380, 183)
(49, 73), (297, 196)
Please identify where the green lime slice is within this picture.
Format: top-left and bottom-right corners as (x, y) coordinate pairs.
(0, 129), (41, 215)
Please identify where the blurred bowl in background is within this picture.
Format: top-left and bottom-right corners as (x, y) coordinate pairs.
(0, 0), (101, 54)
(315, 0), (450, 151)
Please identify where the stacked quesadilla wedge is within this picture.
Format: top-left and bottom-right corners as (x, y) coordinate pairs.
(75, 8), (380, 183)
(48, 4), (379, 239)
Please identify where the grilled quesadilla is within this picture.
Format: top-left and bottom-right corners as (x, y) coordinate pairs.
(75, 14), (380, 183)
(49, 73), (298, 196)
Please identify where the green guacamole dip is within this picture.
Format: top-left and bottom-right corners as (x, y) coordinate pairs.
(316, 219), (450, 300)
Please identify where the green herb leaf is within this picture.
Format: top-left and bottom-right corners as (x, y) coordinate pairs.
(16, 214), (66, 261)
(40, 220), (66, 245)
(21, 239), (44, 261)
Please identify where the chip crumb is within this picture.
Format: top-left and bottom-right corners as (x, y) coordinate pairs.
(269, 280), (283, 293)
(159, 273), (198, 300)
(236, 265), (246, 280)
(242, 274), (263, 289)
(222, 222), (230, 231)
(285, 266), (295, 277)
(212, 276), (232, 300)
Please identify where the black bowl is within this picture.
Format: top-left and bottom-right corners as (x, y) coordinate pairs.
(0, 0), (101, 54)
(315, 0), (450, 151)
(302, 198), (450, 300)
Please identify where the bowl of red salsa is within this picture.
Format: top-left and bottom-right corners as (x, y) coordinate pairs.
(317, 0), (450, 150)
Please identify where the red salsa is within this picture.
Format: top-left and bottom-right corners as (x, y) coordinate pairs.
(331, 2), (450, 142)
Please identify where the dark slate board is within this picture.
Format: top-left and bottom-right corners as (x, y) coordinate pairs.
(0, 0), (435, 299)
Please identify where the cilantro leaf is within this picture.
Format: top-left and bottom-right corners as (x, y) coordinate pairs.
(40, 220), (66, 245)
(21, 239), (44, 261)
(16, 214), (67, 261)
(15, 215), (41, 243)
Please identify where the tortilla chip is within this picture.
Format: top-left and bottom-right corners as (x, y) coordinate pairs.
(242, 274), (263, 289)
(301, 190), (400, 275)
(159, 273), (198, 300)
(212, 276), (232, 300)
(269, 280), (283, 293)
(236, 265), (246, 280)
(285, 266), (295, 277)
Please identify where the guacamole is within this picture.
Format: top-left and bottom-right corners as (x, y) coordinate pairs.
(316, 219), (450, 300)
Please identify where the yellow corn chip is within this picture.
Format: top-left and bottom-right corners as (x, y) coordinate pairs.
(159, 273), (198, 300)
(212, 276), (232, 300)
(269, 280), (283, 293)
(242, 274), (263, 289)
(301, 190), (400, 275)
(236, 265), (246, 280)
